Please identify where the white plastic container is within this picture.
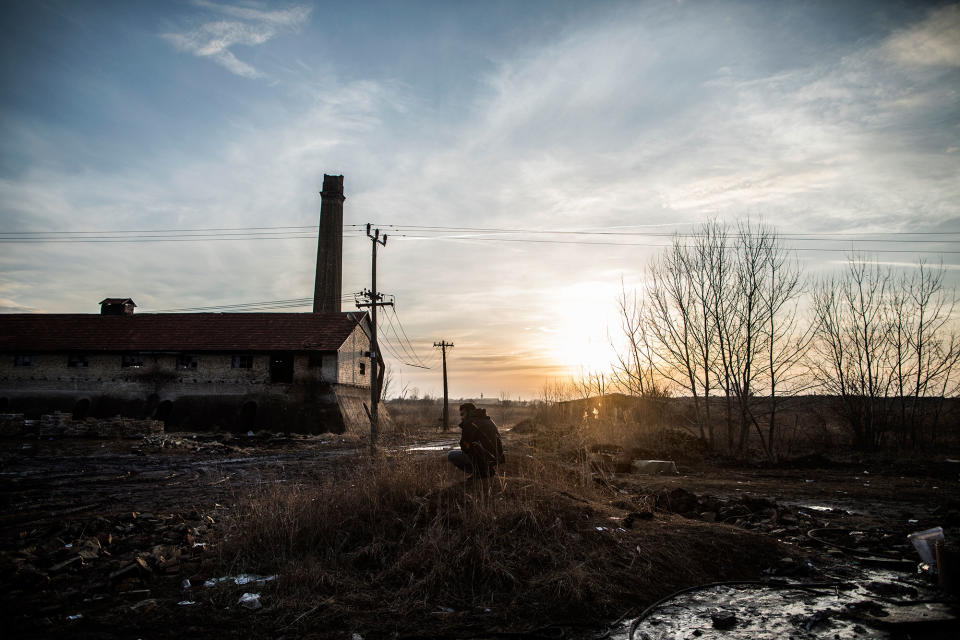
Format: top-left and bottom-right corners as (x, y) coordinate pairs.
(907, 526), (944, 567)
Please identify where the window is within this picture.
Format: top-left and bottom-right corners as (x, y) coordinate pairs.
(177, 355), (198, 369)
(67, 354), (88, 368)
(359, 362), (366, 375)
(232, 355), (253, 369)
(121, 353), (143, 368)
(13, 354), (33, 367)
(269, 353), (294, 383)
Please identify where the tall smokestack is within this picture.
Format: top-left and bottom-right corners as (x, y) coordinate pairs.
(313, 174), (345, 313)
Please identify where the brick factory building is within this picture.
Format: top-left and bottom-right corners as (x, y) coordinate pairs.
(0, 174), (385, 434)
(0, 302), (374, 433)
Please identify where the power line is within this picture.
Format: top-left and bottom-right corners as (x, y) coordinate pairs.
(385, 305), (433, 367)
(148, 295), (356, 313)
(4, 223), (959, 242)
(2, 223), (959, 254)
(377, 329), (420, 367)
(1, 224), (367, 234)
(380, 306), (432, 369)
(388, 234), (960, 254)
(0, 234), (340, 243)
(380, 311), (421, 366)
(379, 223), (960, 240)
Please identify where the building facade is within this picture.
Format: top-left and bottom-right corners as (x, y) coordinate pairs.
(0, 306), (376, 434)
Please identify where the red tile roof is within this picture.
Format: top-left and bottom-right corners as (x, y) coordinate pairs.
(0, 312), (367, 352)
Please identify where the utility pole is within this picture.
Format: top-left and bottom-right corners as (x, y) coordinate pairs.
(356, 224), (392, 453)
(433, 340), (454, 431)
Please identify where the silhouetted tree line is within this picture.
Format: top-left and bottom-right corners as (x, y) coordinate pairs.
(611, 221), (959, 456)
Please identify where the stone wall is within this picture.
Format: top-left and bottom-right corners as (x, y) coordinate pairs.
(336, 323), (372, 388)
(1, 337), (372, 434)
(1, 352), (305, 396)
(335, 385), (393, 434)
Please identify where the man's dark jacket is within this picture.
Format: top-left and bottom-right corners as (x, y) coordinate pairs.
(459, 408), (505, 474)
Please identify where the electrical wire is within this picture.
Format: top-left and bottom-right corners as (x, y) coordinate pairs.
(378, 224), (960, 242)
(1, 224), (366, 234)
(384, 306), (434, 368)
(148, 294), (357, 313)
(387, 233), (960, 253)
(379, 309), (431, 369)
(378, 328), (429, 369)
(380, 311), (421, 366)
(3, 223), (959, 253)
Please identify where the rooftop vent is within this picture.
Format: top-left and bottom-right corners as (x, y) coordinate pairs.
(99, 298), (136, 316)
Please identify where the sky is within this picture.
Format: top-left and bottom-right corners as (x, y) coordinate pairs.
(1, 0), (959, 399)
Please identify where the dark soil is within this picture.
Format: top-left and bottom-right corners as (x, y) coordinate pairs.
(1, 431), (957, 639)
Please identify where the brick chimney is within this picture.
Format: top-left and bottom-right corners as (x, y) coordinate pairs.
(99, 298), (136, 315)
(313, 174), (344, 313)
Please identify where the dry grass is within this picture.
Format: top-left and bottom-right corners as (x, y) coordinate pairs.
(386, 399), (538, 434)
(218, 443), (791, 634)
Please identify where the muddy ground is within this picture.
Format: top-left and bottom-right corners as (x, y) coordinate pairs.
(1, 430), (958, 639)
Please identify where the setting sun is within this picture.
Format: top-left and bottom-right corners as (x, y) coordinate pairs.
(544, 282), (622, 376)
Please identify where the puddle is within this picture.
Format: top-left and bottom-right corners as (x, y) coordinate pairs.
(783, 500), (864, 516)
(606, 568), (940, 639)
(404, 441), (457, 452)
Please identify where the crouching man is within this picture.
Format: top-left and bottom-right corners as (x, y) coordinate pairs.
(447, 402), (505, 478)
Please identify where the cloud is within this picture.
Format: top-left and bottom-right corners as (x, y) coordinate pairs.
(6, 1), (960, 396)
(162, 2), (312, 78)
(884, 4), (960, 68)
(0, 298), (35, 313)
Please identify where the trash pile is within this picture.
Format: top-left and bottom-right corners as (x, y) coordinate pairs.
(636, 486), (927, 563)
(2, 508), (224, 633)
(137, 433), (236, 456)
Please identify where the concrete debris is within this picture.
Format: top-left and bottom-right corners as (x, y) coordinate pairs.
(238, 592), (262, 610)
(710, 610), (737, 629)
(204, 574), (276, 588)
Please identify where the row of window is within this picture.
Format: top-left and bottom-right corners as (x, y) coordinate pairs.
(12, 354), (255, 369)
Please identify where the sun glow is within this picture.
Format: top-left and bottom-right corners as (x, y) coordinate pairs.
(545, 283), (621, 375)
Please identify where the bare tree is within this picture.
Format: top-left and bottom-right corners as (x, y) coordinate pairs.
(570, 367), (607, 419)
(890, 261), (960, 446)
(380, 363), (393, 401)
(756, 227), (812, 458)
(612, 282), (661, 398)
(812, 257), (896, 449)
(629, 219), (808, 456)
(537, 377), (574, 423)
(498, 389), (511, 426)
(644, 239), (716, 442)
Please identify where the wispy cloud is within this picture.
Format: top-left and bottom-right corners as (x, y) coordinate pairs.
(5, 1), (960, 395)
(884, 4), (960, 68)
(162, 2), (312, 78)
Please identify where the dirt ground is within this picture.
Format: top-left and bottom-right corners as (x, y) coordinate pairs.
(1, 429), (958, 639)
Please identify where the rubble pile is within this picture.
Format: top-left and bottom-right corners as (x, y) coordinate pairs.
(642, 486), (924, 561)
(0, 412), (164, 439)
(138, 434), (236, 455)
(2, 507), (222, 632)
